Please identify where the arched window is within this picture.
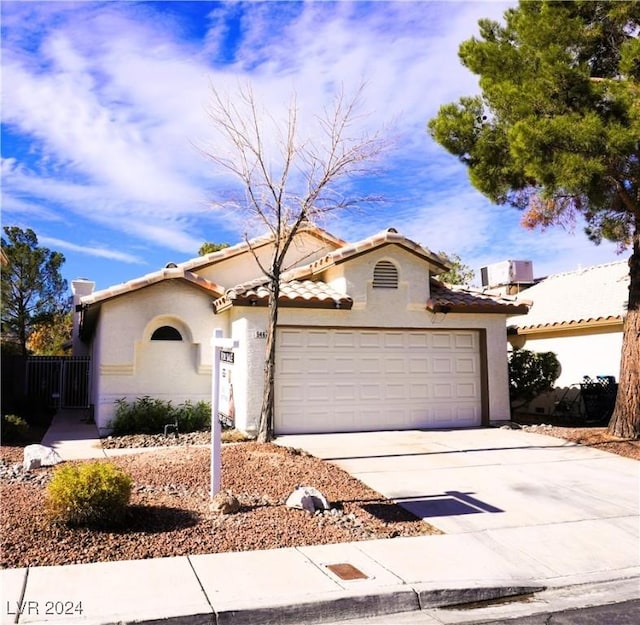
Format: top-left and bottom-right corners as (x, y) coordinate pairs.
(150, 325), (182, 341)
(373, 260), (399, 289)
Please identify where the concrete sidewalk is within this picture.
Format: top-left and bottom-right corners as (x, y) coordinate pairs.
(2, 417), (638, 625)
(39, 409), (185, 460)
(40, 409), (106, 461)
(3, 533), (638, 625)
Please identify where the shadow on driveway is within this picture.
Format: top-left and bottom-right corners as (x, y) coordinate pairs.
(395, 490), (504, 519)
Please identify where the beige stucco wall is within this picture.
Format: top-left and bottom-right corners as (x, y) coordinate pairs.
(224, 307), (267, 436)
(196, 232), (337, 287)
(92, 282), (228, 433)
(509, 325), (623, 388)
(323, 245), (431, 305)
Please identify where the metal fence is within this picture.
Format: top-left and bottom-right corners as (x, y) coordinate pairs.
(25, 356), (91, 409)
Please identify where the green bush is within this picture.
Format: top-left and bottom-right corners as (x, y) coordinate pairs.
(110, 396), (170, 434)
(508, 348), (560, 407)
(1, 414), (30, 444)
(47, 461), (133, 527)
(109, 396), (211, 435)
(174, 400), (211, 432)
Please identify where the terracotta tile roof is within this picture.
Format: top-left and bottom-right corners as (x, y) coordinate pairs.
(508, 260), (629, 331)
(214, 280), (353, 313)
(427, 279), (530, 315)
(181, 223), (346, 273)
(80, 268), (224, 307)
(283, 228), (451, 281)
(80, 223), (345, 308)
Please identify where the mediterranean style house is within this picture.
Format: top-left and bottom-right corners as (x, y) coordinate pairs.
(72, 225), (528, 435)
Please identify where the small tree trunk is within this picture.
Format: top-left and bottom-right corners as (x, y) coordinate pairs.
(257, 279), (280, 443)
(608, 228), (640, 439)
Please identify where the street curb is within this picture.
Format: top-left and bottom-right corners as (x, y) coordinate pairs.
(416, 585), (546, 609)
(132, 585), (548, 625)
(214, 589), (420, 625)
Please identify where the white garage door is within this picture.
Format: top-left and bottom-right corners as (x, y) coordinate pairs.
(275, 328), (483, 434)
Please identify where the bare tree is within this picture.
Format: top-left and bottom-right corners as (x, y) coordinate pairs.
(202, 83), (389, 442)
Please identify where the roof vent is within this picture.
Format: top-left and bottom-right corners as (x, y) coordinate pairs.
(373, 260), (399, 289)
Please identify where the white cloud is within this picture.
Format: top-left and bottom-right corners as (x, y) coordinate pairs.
(39, 236), (145, 264)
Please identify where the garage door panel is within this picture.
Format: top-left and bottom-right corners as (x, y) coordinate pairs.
(307, 357), (330, 374)
(433, 383), (453, 399)
(409, 358), (428, 374)
(275, 328), (482, 434)
(384, 332), (404, 348)
(408, 333), (428, 348)
(360, 384), (381, 400)
(307, 331), (331, 348)
(432, 334), (452, 349)
(335, 357), (356, 374)
(308, 384), (330, 401)
(432, 357), (452, 373)
(359, 332), (382, 348)
(410, 383), (429, 399)
(360, 357), (381, 374)
(455, 332), (477, 350)
(335, 384), (357, 401)
(279, 383), (305, 402)
(456, 383), (478, 398)
(456, 356), (477, 373)
(334, 332), (356, 348)
(385, 357), (406, 374)
(386, 383), (406, 400)
(279, 330), (305, 348)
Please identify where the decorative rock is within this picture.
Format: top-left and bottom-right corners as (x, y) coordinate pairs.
(23, 445), (63, 471)
(285, 486), (330, 513)
(209, 490), (240, 514)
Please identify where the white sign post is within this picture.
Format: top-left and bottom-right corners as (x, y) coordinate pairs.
(211, 329), (239, 498)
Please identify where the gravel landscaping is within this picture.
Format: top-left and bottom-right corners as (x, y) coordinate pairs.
(1, 424), (637, 570)
(0, 441), (441, 569)
(520, 424), (640, 460)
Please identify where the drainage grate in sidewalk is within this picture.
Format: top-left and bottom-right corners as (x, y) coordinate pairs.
(326, 563), (369, 581)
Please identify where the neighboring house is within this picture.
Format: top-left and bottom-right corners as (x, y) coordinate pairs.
(507, 260), (629, 413)
(74, 225), (528, 435)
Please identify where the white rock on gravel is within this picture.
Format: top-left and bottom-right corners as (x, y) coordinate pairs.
(285, 486), (330, 513)
(23, 445), (63, 471)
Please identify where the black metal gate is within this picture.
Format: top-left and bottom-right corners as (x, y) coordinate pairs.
(25, 356), (91, 409)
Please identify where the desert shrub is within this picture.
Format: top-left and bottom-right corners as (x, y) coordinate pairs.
(110, 396), (171, 434)
(47, 461), (133, 527)
(174, 400), (211, 432)
(1, 414), (30, 444)
(109, 396), (211, 435)
(221, 428), (252, 443)
(508, 348), (560, 407)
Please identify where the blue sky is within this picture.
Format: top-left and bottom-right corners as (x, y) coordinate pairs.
(1, 0), (627, 292)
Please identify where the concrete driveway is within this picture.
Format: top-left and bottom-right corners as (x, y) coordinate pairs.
(276, 427), (639, 584)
